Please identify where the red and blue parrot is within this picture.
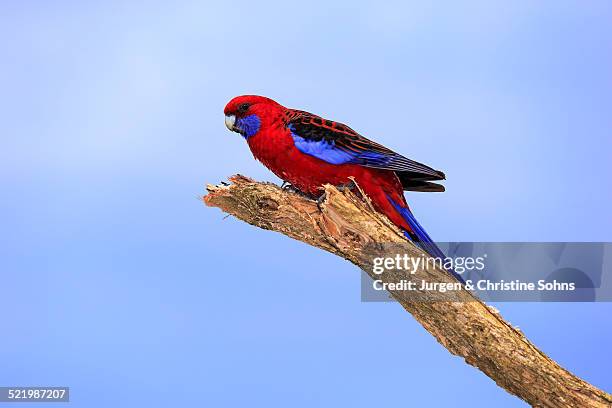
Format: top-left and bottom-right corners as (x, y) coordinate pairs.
(224, 95), (461, 281)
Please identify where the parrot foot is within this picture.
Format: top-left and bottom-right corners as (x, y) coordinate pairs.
(281, 181), (299, 193)
(281, 181), (310, 197)
(316, 181), (357, 208)
(334, 180), (357, 192)
(316, 192), (327, 207)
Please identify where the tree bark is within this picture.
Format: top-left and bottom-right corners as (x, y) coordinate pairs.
(204, 174), (611, 408)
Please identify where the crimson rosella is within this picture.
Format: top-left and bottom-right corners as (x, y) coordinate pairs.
(224, 95), (460, 281)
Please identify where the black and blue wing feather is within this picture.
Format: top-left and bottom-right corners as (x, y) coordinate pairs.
(287, 113), (445, 192)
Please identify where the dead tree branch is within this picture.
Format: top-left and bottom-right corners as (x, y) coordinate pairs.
(204, 174), (611, 408)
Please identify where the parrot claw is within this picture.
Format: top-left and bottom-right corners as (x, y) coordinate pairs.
(281, 181), (299, 193)
(316, 181), (355, 209)
(316, 192), (327, 208)
(335, 180), (357, 192)
(281, 181), (310, 197)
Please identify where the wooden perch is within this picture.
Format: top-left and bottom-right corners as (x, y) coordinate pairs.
(204, 175), (611, 408)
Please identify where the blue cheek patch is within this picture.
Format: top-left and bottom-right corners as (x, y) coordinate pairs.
(236, 114), (261, 139)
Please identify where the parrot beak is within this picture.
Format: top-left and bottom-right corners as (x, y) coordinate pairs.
(225, 115), (236, 132)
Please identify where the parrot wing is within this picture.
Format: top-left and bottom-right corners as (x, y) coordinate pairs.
(286, 111), (445, 191)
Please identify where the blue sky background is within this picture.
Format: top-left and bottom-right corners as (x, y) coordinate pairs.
(1, 1), (611, 407)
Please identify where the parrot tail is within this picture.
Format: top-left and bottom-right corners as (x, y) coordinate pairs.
(386, 195), (465, 283)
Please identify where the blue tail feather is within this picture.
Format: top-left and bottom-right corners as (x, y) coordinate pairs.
(387, 195), (465, 283)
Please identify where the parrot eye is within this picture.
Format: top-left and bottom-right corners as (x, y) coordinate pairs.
(238, 103), (250, 113)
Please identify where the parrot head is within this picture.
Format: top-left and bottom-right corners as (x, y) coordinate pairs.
(224, 95), (282, 139)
